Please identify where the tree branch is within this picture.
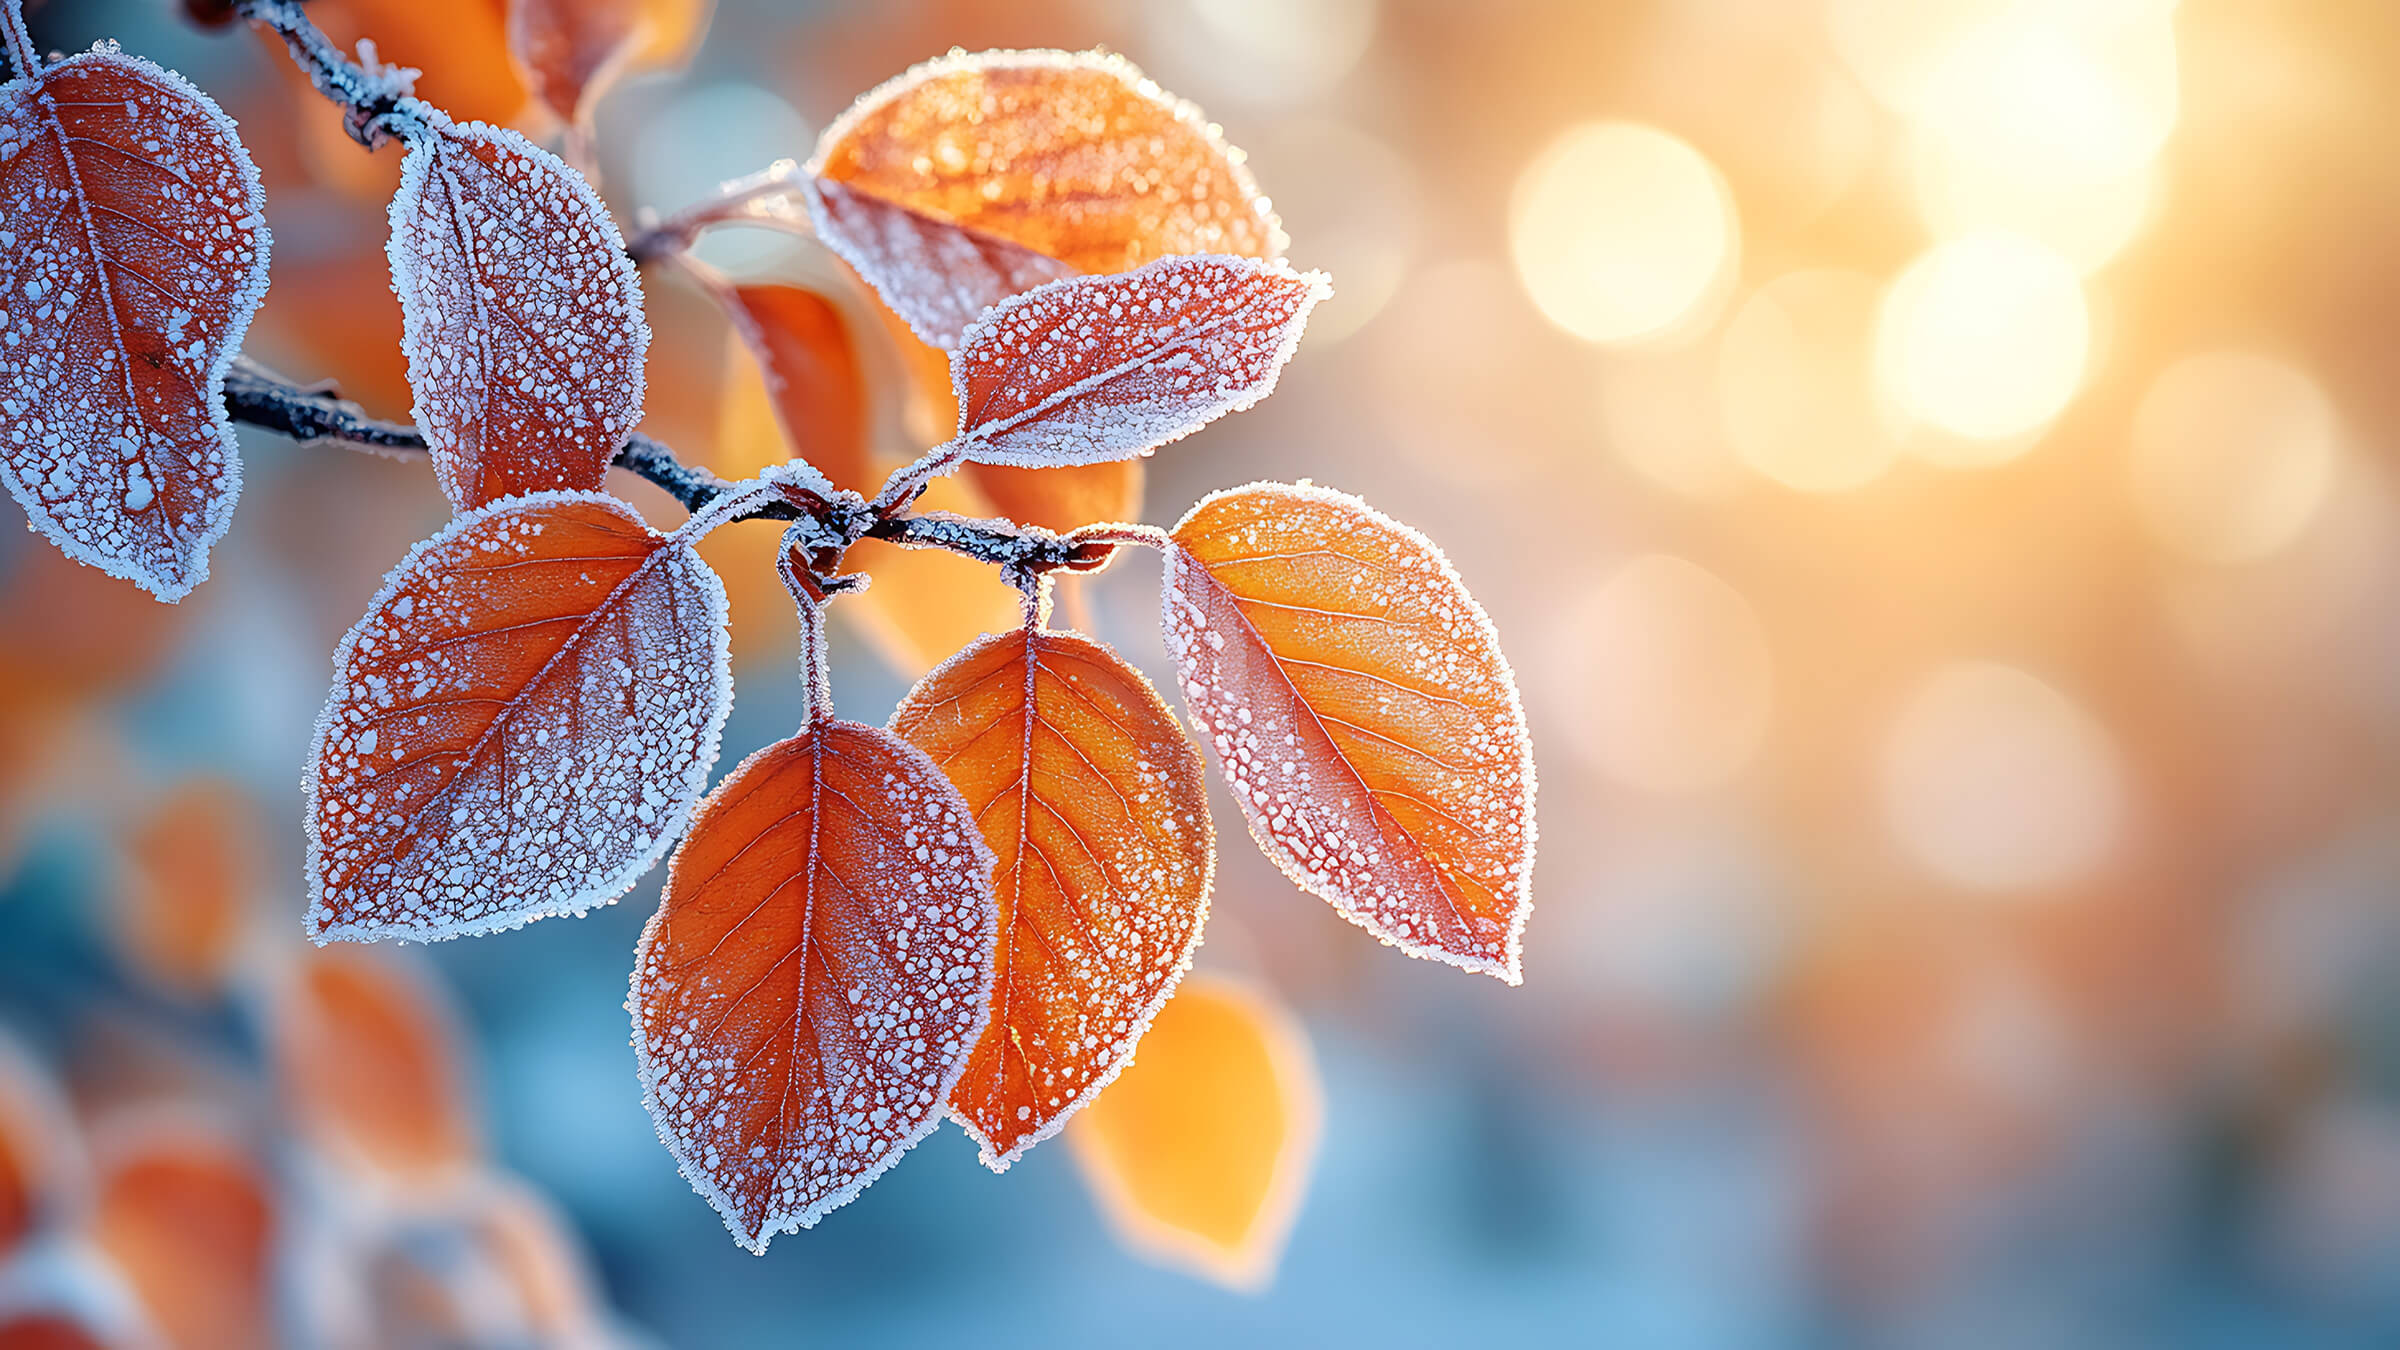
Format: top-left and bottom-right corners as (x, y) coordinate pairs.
(221, 360), (1123, 574)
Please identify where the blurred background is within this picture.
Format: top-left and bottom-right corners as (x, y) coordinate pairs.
(6, 0), (2400, 1344)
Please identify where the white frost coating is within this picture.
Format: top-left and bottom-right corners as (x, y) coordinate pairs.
(302, 490), (735, 944)
(948, 255), (1328, 468)
(0, 46), (270, 601)
(888, 627), (1215, 1173)
(804, 47), (1289, 265)
(669, 459), (844, 543)
(803, 176), (1076, 352)
(1160, 481), (1538, 984)
(385, 103), (650, 510)
(628, 721), (1000, 1253)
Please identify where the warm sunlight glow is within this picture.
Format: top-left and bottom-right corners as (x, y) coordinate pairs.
(1597, 346), (1742, 499)
(1510, 122), (1737, 345)
(1882, 663), (2124, 892)
(1719, 270), (1902, 492)
(2130, 352), (2341, 563)
(1877, 233), (2090, 445)
(1556, 555), (1773, 795)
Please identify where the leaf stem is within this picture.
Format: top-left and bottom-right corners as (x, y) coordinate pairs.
(2, 0), (40, 79)
(625, 161), (814, 264)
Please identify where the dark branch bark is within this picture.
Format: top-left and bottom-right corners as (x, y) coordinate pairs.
(221, 360), (1118, 573)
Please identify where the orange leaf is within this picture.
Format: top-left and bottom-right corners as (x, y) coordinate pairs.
(838, 474), (1023, 680)
(271, 946), (478, 1181)
(0, 1038), (81, 1262)
(112, 780), (259, 997)
(506, 0), (642, 131)
(961, 460), (1144, 535)
(0, 46), (270, 599)
(890, 628), (1212, 1168)
(1067, 974), (1319, 1291)
(304, 0), (533, 128)
(631, 719), (998, 1250)
(304, 492), (732, 943)
(1163, 483), (1536, 983)
(804, 176), (1075, 352)
(631, 0), (714, 66)
(388, 110), (649, 510)
(810, 49), (1285, 277)
(721, 283), (873, 494)
(947, 256), (1326, 468)
(88, 1117), (274, 1350)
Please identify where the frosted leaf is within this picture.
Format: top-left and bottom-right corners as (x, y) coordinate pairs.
(947, 255), (1326, 468)
(1161, 482), (1537, 983)
(804, 176), (1076, 352)
(0, 45), (270, 600)
(631, 720), (999, 1252)
(304, 491), (734, 944)
(808, 48), (1286, 276)
(890, 628), (1213, 1170)
(386, 104), (649, 510)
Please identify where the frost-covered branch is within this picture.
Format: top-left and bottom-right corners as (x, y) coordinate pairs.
(233, 0), (417, 145)
(221, 361), (1121, 575)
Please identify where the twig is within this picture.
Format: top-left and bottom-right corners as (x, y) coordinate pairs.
(233, 0), (418, 146)
(220, 360), (1127, 574)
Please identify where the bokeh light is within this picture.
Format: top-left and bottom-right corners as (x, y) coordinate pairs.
(2129, 351), (2340, 563)
(1718, 270), (1903, 493)
(624, 82), (812, 273)
(1508, 122), (1738, 346)
(1875, 232), (2091, 447)
(1553, 555), (1773, 796)
(1881, 663), (2125, 892)
(1253, 119), (1419, 345)
(1595, 345), (1743, 500)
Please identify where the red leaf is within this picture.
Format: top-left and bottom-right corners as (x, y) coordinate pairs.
(809, 49), (1285, 277)
(890, 628), (1212, 1169)
(305, 491), (732, 943)
(804, 177), (1075, 352)
(631, 719), (997, 1251)
(720, 282), (873, 493)
(949, 255), (1327, 468)
(1163, 483), (1537, 983)
(387, 109), (648, 509)
(0, 47), (270, 599)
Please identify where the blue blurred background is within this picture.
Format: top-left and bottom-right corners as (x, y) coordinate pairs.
(10, 0), (2400, 1345)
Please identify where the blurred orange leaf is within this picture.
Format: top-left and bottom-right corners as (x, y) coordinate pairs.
(890, 628), (1213, 1167)
(632, 720), (997, 1250)
(722, 282), (874, 493)
(112, 781), (260, 998)
(0, 1039), (81, 1262)
(88, 1119), (274, 1350)
(271, 947), (478, 1183)
(961, 460), (1143, 535)
(1164, 483), (1536, 983)
(1067, 974), (1319, 1291)
(506, 0), (714, 131)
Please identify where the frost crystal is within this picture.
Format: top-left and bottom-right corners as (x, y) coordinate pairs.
(304, 491), (734, 944)
(949, 255), (1328, 468)
(889, 628), (1214, 1170)
(631, 720), (999, 1252)
(386, 105), (649, 510)
(0, 47), (270, 600)
(1161, 482), (1537, 983)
